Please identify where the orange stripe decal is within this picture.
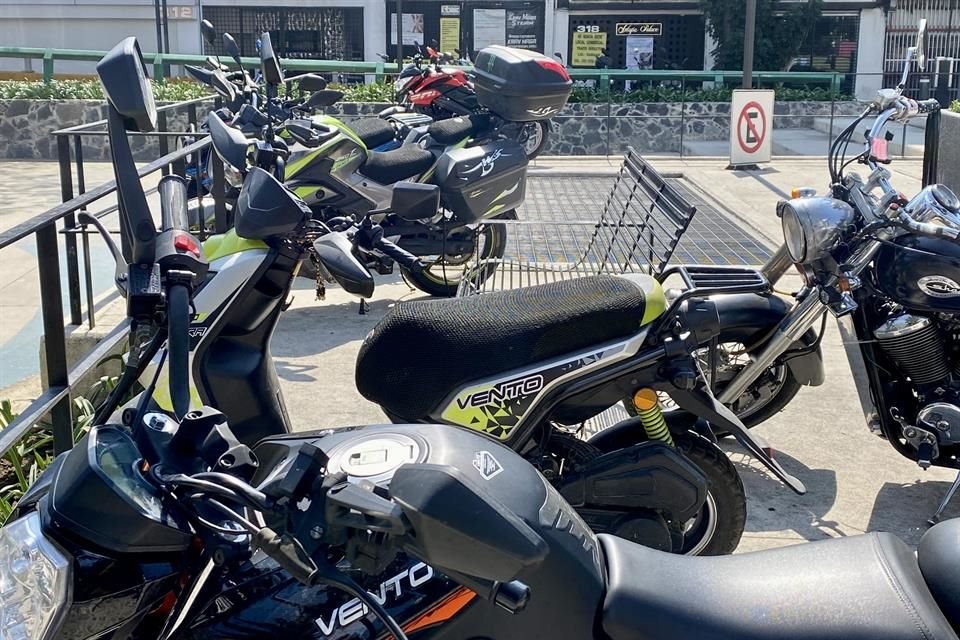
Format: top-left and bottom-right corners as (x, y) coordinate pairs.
(400, 588), (477, 635)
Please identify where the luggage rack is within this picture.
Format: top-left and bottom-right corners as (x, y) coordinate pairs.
(457, 148), (698, 296)
(651, 264), (771, 334)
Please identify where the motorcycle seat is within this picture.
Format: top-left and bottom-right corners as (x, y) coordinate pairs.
(428, 114), (490, 145)
(351, 118), (399, 149)
(600, 531), (959, 640)
(360, 145), (436, 185)
(355, 274), (665, 421)
(918, 517), (960, 632)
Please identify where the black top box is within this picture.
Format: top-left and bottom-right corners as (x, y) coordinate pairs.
(473, 46), (572, 122)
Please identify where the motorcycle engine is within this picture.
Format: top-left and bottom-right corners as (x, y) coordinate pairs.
(874, 311), (960, 449)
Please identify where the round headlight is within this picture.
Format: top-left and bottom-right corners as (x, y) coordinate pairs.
(0, 512), (71, 640)
(781, 202), (807, 263)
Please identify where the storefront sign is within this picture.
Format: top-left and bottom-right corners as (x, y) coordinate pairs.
(441, 5), (460, 16)
(440, 17), (460, 53)
(616, 23), (662, 37)
(571, 30), (606, 67)
(166, 6), (193, 20)
(474, 8), (506, 49)
(389, 13), (425, 46)
(506, 10), (538, 50)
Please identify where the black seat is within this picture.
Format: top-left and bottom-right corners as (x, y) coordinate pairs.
(360, 145), (436, 185)
(919, 518), (960, 632)
(350, 118), (399, 149)
(427, 114), (489, 145)
(355, 275), (654, 421)
(600, 532), (958, 640)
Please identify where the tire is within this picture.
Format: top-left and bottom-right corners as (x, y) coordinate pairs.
(400, 210), (516, 297)
(671, 430), (745, 555)
(520, 121), (550, 159)
(623, 339), (803, 429)
(548, 430), (744, 556)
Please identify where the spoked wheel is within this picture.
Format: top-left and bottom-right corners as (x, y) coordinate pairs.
(400, 210), (517, 297)
(544, 430), (744, 556)
(623, 340), (802, 430)
(518, 121), (550, 159)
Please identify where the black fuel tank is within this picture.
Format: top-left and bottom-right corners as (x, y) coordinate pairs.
(185, 424), (605, 640)
(874, 233), (960, 313)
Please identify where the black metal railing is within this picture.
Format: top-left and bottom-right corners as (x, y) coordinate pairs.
(0, 96), (227, 458)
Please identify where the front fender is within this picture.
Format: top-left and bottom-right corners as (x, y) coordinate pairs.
(712, 292), (824, 387)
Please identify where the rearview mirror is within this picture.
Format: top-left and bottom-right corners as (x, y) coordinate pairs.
(389, 464), (547, 582)
(312, 232), (375, 298)
(206, 112), (250, 172)
(96, 37), (156, 133)
(304, 89), (343, 110)
(916, 18), (927, 68)
(209, 70), (237, 104)
(391, 182), (439, 220)
(259, 32), (284, 85)
(201, 20), (217, 47)
(222, 32), (242, 67)
(297, 73), (328, 92)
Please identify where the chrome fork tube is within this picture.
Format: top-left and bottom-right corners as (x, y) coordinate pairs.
(717, 292), (827, 404)
(759, 244), (793, 285)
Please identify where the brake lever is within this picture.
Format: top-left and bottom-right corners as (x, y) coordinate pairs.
(326, 481), (408, 534)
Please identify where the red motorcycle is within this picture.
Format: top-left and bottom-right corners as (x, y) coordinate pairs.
(382, 44), (555, 158)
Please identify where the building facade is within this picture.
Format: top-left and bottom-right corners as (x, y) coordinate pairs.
(0, 0), (956, 101)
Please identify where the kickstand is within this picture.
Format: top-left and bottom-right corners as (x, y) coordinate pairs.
(929, 468), (960, 526)
(358, 299), (370, 315)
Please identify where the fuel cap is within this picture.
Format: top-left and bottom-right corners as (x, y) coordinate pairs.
(327, 433), (425, 482)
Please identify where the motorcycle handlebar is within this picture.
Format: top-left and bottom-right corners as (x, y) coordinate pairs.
(158, 175), (190, 233)
(166, 283), (192, 419)
(918, 98), (941, 114)
(898, 212), (960, 241)
(377, 237), (424, 272)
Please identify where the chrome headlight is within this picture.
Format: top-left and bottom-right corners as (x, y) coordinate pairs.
(0, 513), (71, 640)
(778, 196), (856, 264)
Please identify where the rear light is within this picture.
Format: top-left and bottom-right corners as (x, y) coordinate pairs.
(535, 58), (570, 81)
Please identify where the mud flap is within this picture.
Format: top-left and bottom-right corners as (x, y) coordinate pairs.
(663, 382), (807, 495)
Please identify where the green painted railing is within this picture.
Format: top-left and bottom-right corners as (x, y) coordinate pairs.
(0, 45), (843, 95)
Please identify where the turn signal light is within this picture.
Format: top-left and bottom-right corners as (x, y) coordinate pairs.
(790, 187), (817, 199)
(174, 233), (201, 258)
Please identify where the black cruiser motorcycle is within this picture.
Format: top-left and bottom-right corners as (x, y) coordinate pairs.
(8, 37), (960, 640)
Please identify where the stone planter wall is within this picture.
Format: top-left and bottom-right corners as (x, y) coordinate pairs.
(937, 110), (960, 192)
(0, 99), (865, 160)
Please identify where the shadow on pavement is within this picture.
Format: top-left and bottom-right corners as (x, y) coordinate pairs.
(868, 480), (960, 546)
(724, 442), (841, 542)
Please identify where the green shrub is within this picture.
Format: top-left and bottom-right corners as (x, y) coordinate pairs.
(0, 79), (211, 101)
(951, 100), (960, 113)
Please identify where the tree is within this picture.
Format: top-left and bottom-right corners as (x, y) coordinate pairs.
(700, 0), (823, 71)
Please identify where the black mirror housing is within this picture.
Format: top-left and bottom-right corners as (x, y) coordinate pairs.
(297, 74), (328, 92)
(259, 32), (284, 85)
(223, 33), (242, 64)
(391, 182), (439, 220)
(206, 112), (250, 173)
(96, 38), (156, 133)
(201, 20), (217, 46)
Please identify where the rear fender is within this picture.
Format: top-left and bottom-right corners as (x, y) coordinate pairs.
(712, 292), (824, 386)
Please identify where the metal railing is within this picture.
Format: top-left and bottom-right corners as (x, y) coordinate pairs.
(0, 45), (844, 90)
(0, 96), (226, 459)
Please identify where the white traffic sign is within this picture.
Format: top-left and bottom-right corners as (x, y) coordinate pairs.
(729, 89), (774, 166)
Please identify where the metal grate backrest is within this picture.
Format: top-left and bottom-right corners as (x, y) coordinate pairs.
(580, 148), (697, 277)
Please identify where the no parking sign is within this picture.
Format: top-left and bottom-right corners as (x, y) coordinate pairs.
(729, 90), (774, 166)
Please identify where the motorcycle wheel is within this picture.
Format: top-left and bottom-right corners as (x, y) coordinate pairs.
(400, 210), (516, 297)
(623, 339), (802, 430)
(519, 121), (550, 159)
(548, 430), (744, 556)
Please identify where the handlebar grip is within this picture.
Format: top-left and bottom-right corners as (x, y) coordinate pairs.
(377, 237), (424, 272)
(158, 175), (190, 233)
(166, 283), (192, 419)
(919, 99), (941, 114)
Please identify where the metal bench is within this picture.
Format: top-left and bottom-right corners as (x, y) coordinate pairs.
(457, 148), (698, 296)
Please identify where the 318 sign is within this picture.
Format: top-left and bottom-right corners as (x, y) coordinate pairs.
(575, 25), (601, 32)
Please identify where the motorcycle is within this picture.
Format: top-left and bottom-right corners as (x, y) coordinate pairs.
(381, 42), (554, 159)
(8, 36), (960, 640)
(623, 21), (960, 523)
(188, 30), (568, 297)
(105, 37), (800, 557)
